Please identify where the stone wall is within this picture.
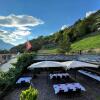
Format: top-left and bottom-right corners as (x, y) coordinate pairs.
(34, 54), (78, 61)
(33, 54), (100, 64)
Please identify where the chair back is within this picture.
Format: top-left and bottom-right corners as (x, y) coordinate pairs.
(52, 76), (56, 80)
(59, 90), (64, 94)
(76, 88), (81, 93)
(57, 76), (60, 80)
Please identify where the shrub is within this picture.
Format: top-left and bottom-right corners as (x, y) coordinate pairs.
(20, 86), (38, 100)
(0, 52), (36, 92)
(16, 52), (36, 68)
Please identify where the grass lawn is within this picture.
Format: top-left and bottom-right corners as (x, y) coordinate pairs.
(71, 33), (100, 52)
(38, 31), (100, 54)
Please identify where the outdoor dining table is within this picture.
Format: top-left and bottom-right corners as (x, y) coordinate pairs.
(53, 83), (86, 94)
(16, 77), (32, 84)
(78, 70), (100, 82)
(49, 73), (69, 79)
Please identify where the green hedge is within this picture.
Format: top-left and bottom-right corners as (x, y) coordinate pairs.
(0, 52), (36, 98)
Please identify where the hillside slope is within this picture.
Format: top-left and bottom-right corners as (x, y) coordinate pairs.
(71, 32), (100, 51)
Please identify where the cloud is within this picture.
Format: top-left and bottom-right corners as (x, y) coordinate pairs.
(0, 14), (44, 45)
(0, 14), (44, 27)
(17, 27), (31, 31)
(13, 30), (31, 36)
(0, 30), (32, 45)
(49, 32), (54, 35)
(61, 25), (68, 30)
(85, 11), (96, 18)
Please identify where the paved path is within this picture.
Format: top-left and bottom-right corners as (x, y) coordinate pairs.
(0, 58), (17, 72)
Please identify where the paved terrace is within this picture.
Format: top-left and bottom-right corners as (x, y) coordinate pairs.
(4, 71), (100, 100)
(0, 58), (17, 72)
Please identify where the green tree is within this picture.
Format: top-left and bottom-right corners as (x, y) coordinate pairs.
(58, 32), (70, 53)
(55, 30), (64, 43)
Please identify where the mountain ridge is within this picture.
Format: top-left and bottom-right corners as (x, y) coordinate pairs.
(0, 40), (14, 50)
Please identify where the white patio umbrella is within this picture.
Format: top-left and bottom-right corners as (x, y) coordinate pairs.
(62, 61), (99, 79)
(28, 61), (66, 70)
(62, 61), (99, 70)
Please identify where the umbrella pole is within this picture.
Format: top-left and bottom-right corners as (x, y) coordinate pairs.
(75, 71), (76, 79)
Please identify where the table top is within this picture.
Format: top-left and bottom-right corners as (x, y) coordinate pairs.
(53, 83), (86, 94)
(16, 77), (32, 84)
(78, 70), (100, 82)
(50, 73), (69, 79)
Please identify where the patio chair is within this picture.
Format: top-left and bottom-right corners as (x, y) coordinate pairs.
(67, 89), (74, 98)
(62, 75), (66, 79)
(75, 88), (81, 96)
(57, 76), (61, 80)
(58, 90), (64, 95)
(52, 76), (56, 80)
(20, 80), (26, 87)
(21, 80), (25, 84)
